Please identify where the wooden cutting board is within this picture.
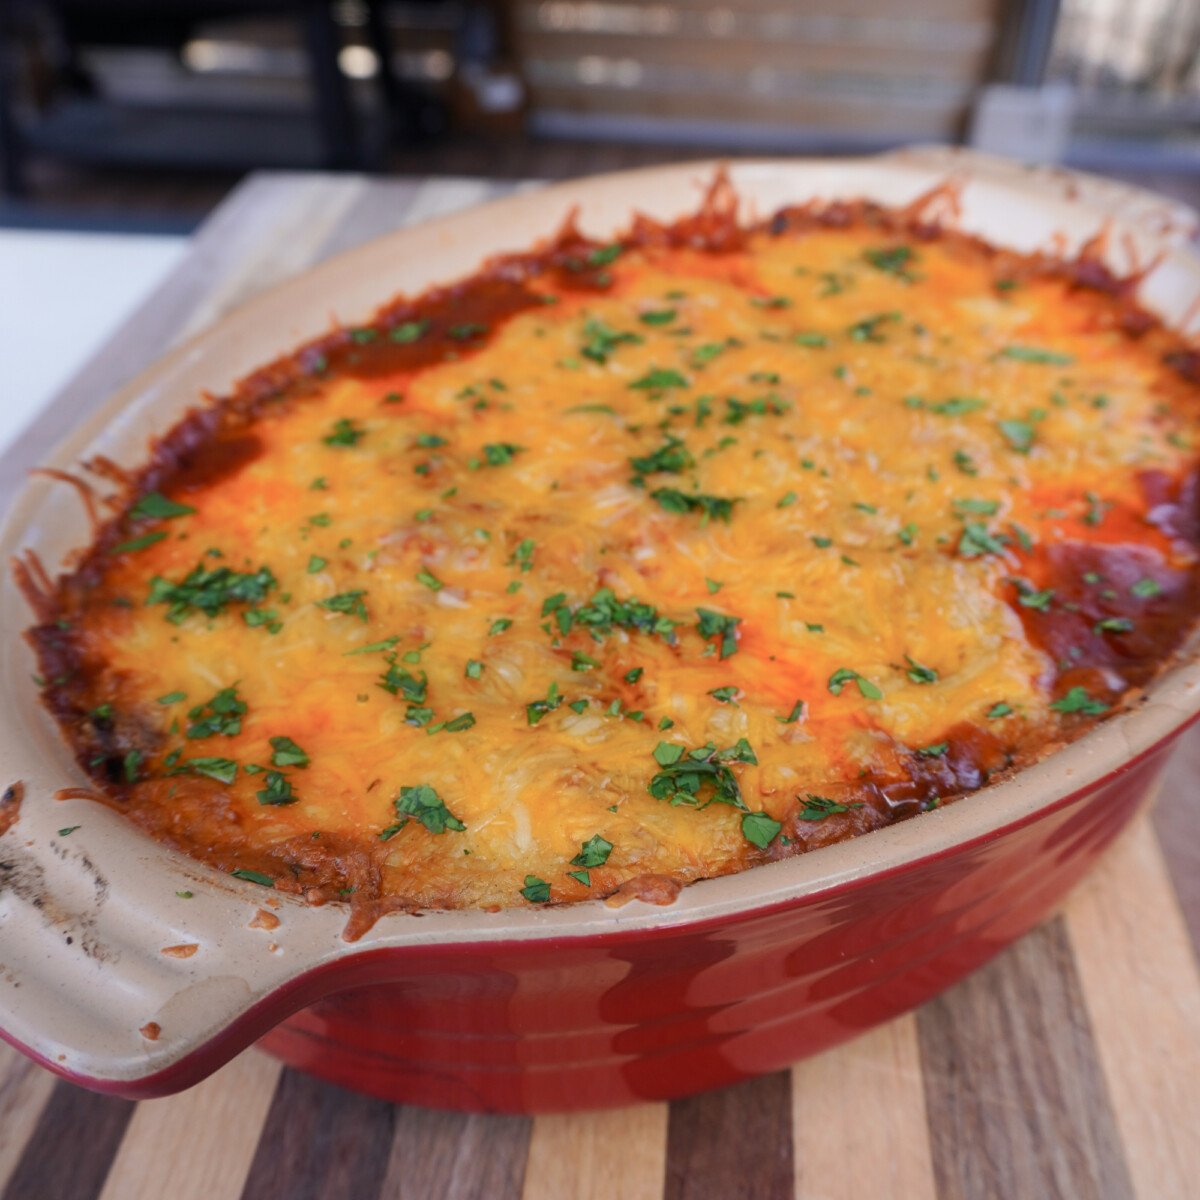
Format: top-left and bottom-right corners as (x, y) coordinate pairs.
(0, 172), (1197, 1200)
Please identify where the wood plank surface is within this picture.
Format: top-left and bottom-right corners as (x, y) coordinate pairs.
(0, 171), (1196, 1200)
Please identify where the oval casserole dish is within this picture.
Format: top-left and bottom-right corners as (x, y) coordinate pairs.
(1, 148), (1198, 1112)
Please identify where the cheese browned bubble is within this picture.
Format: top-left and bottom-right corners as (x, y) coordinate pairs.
(25, 200), (1200, 929)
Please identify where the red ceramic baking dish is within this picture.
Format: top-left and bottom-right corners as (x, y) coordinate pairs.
(2, 148), (1199, 1113)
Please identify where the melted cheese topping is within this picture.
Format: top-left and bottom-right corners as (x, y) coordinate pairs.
(39, 216), (1200, 914)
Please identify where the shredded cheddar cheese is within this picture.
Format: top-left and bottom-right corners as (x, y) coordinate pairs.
(23, 196), (1200, 930)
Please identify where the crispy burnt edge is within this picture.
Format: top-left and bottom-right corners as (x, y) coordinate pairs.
(12, 172), (1200, 937)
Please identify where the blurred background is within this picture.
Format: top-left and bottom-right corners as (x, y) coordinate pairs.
(2, 0), (1199, 231)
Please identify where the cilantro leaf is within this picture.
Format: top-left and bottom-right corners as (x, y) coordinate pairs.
(269, 735), (310, 768)
(798, 793), (863, 821)
(147, 561), (276, 624)
(571, 835), (613, 868)
(1050, 687), (1109, 715)
(742, 811), (782, 848)
(186, 685), (246, 739)
(130, 492), (196, 520)
(395, 784), (466, 833)
(827, 668), (882, 700)
(696, 608), (741, 659)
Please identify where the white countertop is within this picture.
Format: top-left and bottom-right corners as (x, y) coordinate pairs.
(0, 229), (188, 455)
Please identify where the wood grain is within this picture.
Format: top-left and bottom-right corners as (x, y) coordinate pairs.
(791, 1015), (937, 1200)
(665, 1070), (794, 1200)
(0, 1042), (56, 1194)
(238, 1068), (397, 1200)
(917, 918), (1135, 1200)
(1150, 726), (1200, 957)
(97, 1050), (281, 1200)
(1066, 817), (1200, 1200)
(1, 1081), (134, 1200)
(523, 1103), (668, 1200)
(380, 1106), (531, 1200)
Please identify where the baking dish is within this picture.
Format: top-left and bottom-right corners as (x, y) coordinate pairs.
(1, 147), (1198, 1112)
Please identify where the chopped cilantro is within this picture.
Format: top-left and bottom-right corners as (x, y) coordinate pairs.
(130, 492), (196, 520)
(798, 793), (863, 821)
(527, 681), (562, 726)
(157, 691), (186, 705)
(953, 450), (979, 476)
(998, 419), (1036, 454)
(929, 397), (985, 417)
(323, 418), (365, 447)
(639, 308), (676, 325)
(987, 702), (1014, 719)
(648, 739), (756, 810)
(465, 659), (484, 679)
(231, 869), (274, 887)
(1095, 617), (1134, 634)
(827, 668), (882, 701)
(257, 771), (296, 806)
(631, 367), (689, 391)
(571, 835), (613, 868)
(793, 332), (828, 347)
(777, 700), (805, 724)
(777, 491), (797, 508)
(307, 555), (327, 574)
(483, 442), (523, 466)
(344, 636), (399, 656)
(652, 488), (737, 522)
(521, 875), (551, 902)
(1016, 583), (1054, 611)
(863, 245), (917, 280)
(111, 531), (168, 555)
(318, 590), (368, 621)
(741, 811), (782, 849)
(416, 568), (444, 592)
(1000, 345), (1074, 365)
(696, 608), (741, 659)
(630, 436), (694, 476)
(847, 311), (899, 342)
(1131, 578), (1162, 598)
(395, 784), (466, 833)
(489, 618), (513, 635)
(186, 686), (246, 739)
(581, 317), (642, 364)
(958, 523), (1009, 558)
(123, 749), (143, 783)
(1082, 491), (1109, 527)
(708, 686), (739, 704)
(147, 561), (276, 624)
(269, 735), (309, 768)
(953, 498), (1000, 516)
(905, 656), (938, 684)
(378, 660), (427, 703)
(588, 244), (622, 265)
(1051, 687), (1109, 715)
(178, 757), (238, 785)
(389, 320), (428, 344)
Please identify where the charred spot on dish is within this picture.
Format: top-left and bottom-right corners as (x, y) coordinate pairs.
(14, 177), (1200, 932)
(0, 782), (23, 838)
